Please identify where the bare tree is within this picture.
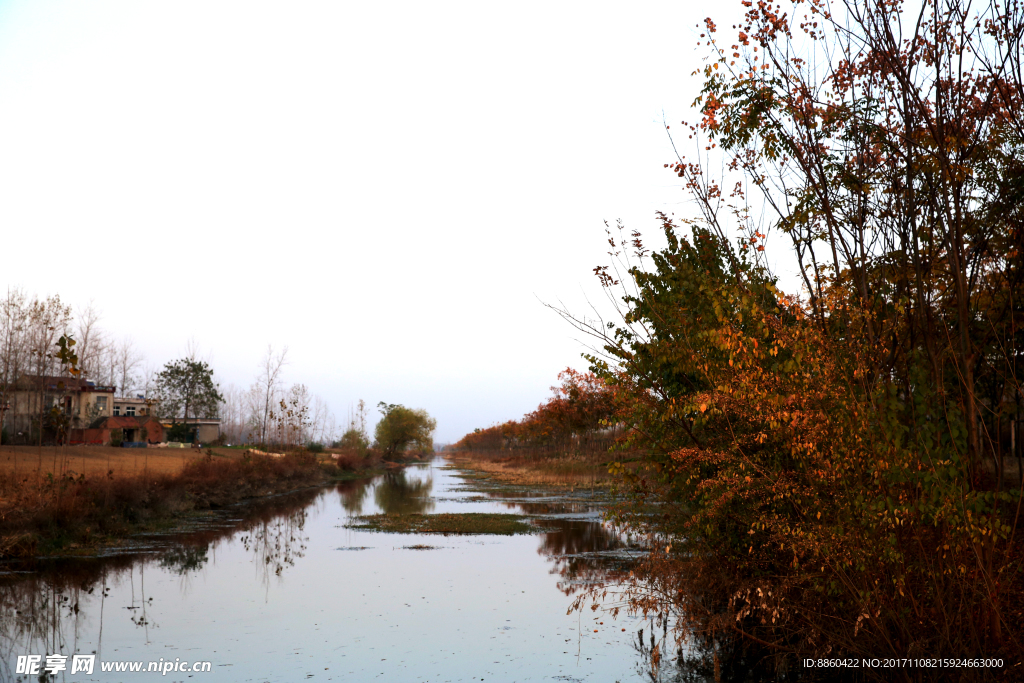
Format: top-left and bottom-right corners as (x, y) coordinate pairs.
(310, 395), (330, 445)
(96, 341), (118, 389)
(219, 383), (249, 444)
(286, 383), (311, 446)
(113, 338), (142, 398)
(252, 345), (287, 446)
(24, 295), (73, 450)
(140, 362), (158, 398)
(74, 303), (106, 383)
(0, 288), (29, 439)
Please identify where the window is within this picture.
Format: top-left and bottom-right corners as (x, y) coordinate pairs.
(113, 406), (120, 416)
(96, 396), (108, 412)
(126, 406), (136, 417)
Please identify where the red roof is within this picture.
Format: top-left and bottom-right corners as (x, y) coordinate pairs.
(100, 416), (160, 429)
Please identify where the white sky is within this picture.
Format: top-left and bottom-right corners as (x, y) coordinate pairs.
(0, 0), (767, 442)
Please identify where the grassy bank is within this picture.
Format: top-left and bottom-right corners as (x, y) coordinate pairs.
(347, 512), (537, 535)
(446, 448), (615, 488)
(0, 450), (385, 559)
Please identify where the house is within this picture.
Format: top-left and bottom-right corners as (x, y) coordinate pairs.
(159, 417), (221, 444)
(69, 416), (165, 446)
(4, 374), (160, 445)
(102, 415), (164, 444)
(4, 375), (115, 441)
(113, 395), (154, 417)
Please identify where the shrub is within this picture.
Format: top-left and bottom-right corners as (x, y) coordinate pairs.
(332, 452), (361, 471)
(109, 428), (124, 447)
(166, 422), (195, 443)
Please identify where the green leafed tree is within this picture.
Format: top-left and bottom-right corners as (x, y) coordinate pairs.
(337, 427), (369, 451)
(373, 402), (436, 458)
(155, 358), (223, 421)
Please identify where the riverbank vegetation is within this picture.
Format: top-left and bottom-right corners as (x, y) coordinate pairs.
(0, 396), (436, 558)
(0, 448), (384, 559)
(451, 369), (619, 487)
(347, 512), (537, 535)
(461, 0), (1024, 674)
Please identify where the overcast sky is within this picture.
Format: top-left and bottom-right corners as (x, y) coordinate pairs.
(0, 0), (756, 442)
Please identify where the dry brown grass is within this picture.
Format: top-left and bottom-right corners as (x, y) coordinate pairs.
(0, 445), (241, 478)
(447, 450), (615, 488)
(0, 450), (327, 558)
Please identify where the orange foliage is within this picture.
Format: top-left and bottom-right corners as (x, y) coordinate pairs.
(455, 369), (617, 457)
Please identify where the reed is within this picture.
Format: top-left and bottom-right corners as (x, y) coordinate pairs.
(0, 451), (327, 557)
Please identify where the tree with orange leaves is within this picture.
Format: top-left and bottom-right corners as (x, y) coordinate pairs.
(454, 369), (617, 456)
(557, 0), (1024, 674)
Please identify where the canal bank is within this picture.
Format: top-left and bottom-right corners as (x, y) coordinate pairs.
(0, 457), (691, 682)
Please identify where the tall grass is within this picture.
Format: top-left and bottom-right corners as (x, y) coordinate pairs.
(0, 452), (325, 557)
(451, 445), (616, 488)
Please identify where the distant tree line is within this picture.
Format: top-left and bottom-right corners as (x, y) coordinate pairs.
(0, 292), (348, 450)
(454, 369), (617, 458)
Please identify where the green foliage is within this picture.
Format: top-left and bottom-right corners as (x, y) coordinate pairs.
(53, 334), (79, 377)
(374, 403), (436, 458)
(166, 422), (195, 443)
(589, 193), (1018, 662)
(306, 441), (324, 453)
(568, 0), (1024, 665)
(109, 428), (124, 448)
(155, 358), (223, 421)
(337, 427), (370, 453)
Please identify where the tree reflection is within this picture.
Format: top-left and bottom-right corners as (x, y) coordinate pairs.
(538, 523), (786, 682)
(535, 520), (631, 597)
(159, 546), (209, 575)
(239, 507), (308, 588)
(0, 561), (128, 681)
(0, 487), (320, 679)
(373, 471), (434, 515)
(336, 479), (372, 515)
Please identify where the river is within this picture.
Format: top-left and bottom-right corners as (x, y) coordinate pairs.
(1, 458), (685, 682)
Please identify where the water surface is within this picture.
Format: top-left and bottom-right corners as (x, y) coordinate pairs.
(1, 458), (675, 682)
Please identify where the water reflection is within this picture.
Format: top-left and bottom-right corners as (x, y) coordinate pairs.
(0, 489), (318, 681)
(336, 479), (370, 515)
(239, 507), (308, 582)
(0, 462), (691, 682)
(373, 470), (434, 515)
(158, 546), (209, 575)
(1, 562), (118, 681)
(536, 519), (631, 596)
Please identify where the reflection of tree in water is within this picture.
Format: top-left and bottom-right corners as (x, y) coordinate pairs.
(336, 478), (372, 515)
(539, 519), (623, 557)
(536, 519), (629, 596)
(0, 558), (134, 682)
(239, 507), (308, 586)
(545, 532), (787, 683)
(536, 519), (751, 682)
(0, 486), (321, 680)
(159, 545), (209, 575)
(373, 471), (434, 515)
(626, 615), (792, 683)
